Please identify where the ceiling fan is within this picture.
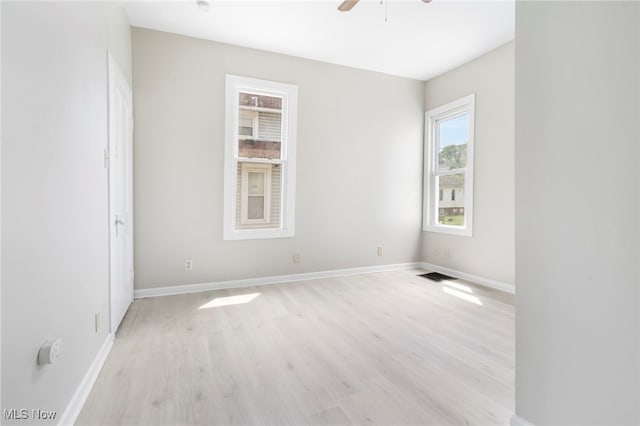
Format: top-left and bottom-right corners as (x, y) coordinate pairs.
(338, 0), (431, 12)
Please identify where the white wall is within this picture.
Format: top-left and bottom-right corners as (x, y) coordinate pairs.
(422, 42), (515, 286)
(1, 2), (131, 422)
(132, 28), (424, 290)
(515, 2), (639, 424)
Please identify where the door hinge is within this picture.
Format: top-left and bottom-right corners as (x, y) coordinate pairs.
(104, 149), (110, 169)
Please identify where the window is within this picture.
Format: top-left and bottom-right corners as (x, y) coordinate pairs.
(423, 94), (475, 236)
(224, 75), (298, 240)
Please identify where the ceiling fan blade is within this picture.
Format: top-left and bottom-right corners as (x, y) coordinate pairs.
(338, 0), (359, 12)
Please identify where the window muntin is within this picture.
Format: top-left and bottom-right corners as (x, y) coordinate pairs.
(224, 75), (297, 240)
(423, 94), (475, 236)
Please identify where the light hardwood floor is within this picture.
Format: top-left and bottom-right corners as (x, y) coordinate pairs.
(77, 269), (514, 426)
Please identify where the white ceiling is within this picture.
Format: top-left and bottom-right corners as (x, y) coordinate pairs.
(124, 0), (514, 81)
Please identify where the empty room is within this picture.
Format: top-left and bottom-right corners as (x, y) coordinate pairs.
(2, 1), (639, 426)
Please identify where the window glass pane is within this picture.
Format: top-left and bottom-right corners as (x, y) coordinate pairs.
(436, 173), (465, 227)
(238, 92), (282, 160)
(437, 113), (468, 171)
(247, 196), (265, 220)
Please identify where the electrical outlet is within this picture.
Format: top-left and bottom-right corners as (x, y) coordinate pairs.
(185, 259), (193, 271)
(432, 248), (440, 257)
(444, 248), (450, 259)
(377, 246), (383, 256)
(94, 313), (100, 333)
(293, 252), (301, 263)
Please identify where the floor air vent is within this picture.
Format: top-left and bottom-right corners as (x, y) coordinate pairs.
(418, 272), (457, 282)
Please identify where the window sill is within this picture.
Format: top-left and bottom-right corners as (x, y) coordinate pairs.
(423, 224), (472, 237)
(223, 228), (294, 241)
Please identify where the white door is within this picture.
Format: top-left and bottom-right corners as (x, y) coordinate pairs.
(108, 53), (134, 333)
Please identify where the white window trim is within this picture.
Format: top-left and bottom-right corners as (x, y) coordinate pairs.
(423, 94), (475, 237)
(224, 75), (298, 240)
(240, 163), (271, 225)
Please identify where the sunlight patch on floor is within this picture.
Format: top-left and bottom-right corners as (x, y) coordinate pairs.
(441, 280), (473, 294)
(198, 292), (260, 309)
(442, 284), (482, 305)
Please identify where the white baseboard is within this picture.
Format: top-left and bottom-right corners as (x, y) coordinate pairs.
(420, 262), (515, 294)
(58, 334), (114, 426)
(134, 262), (423, 299)
(511, 414), (535, 426)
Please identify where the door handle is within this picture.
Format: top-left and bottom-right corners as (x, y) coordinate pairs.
(115, 215), (126, 236)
